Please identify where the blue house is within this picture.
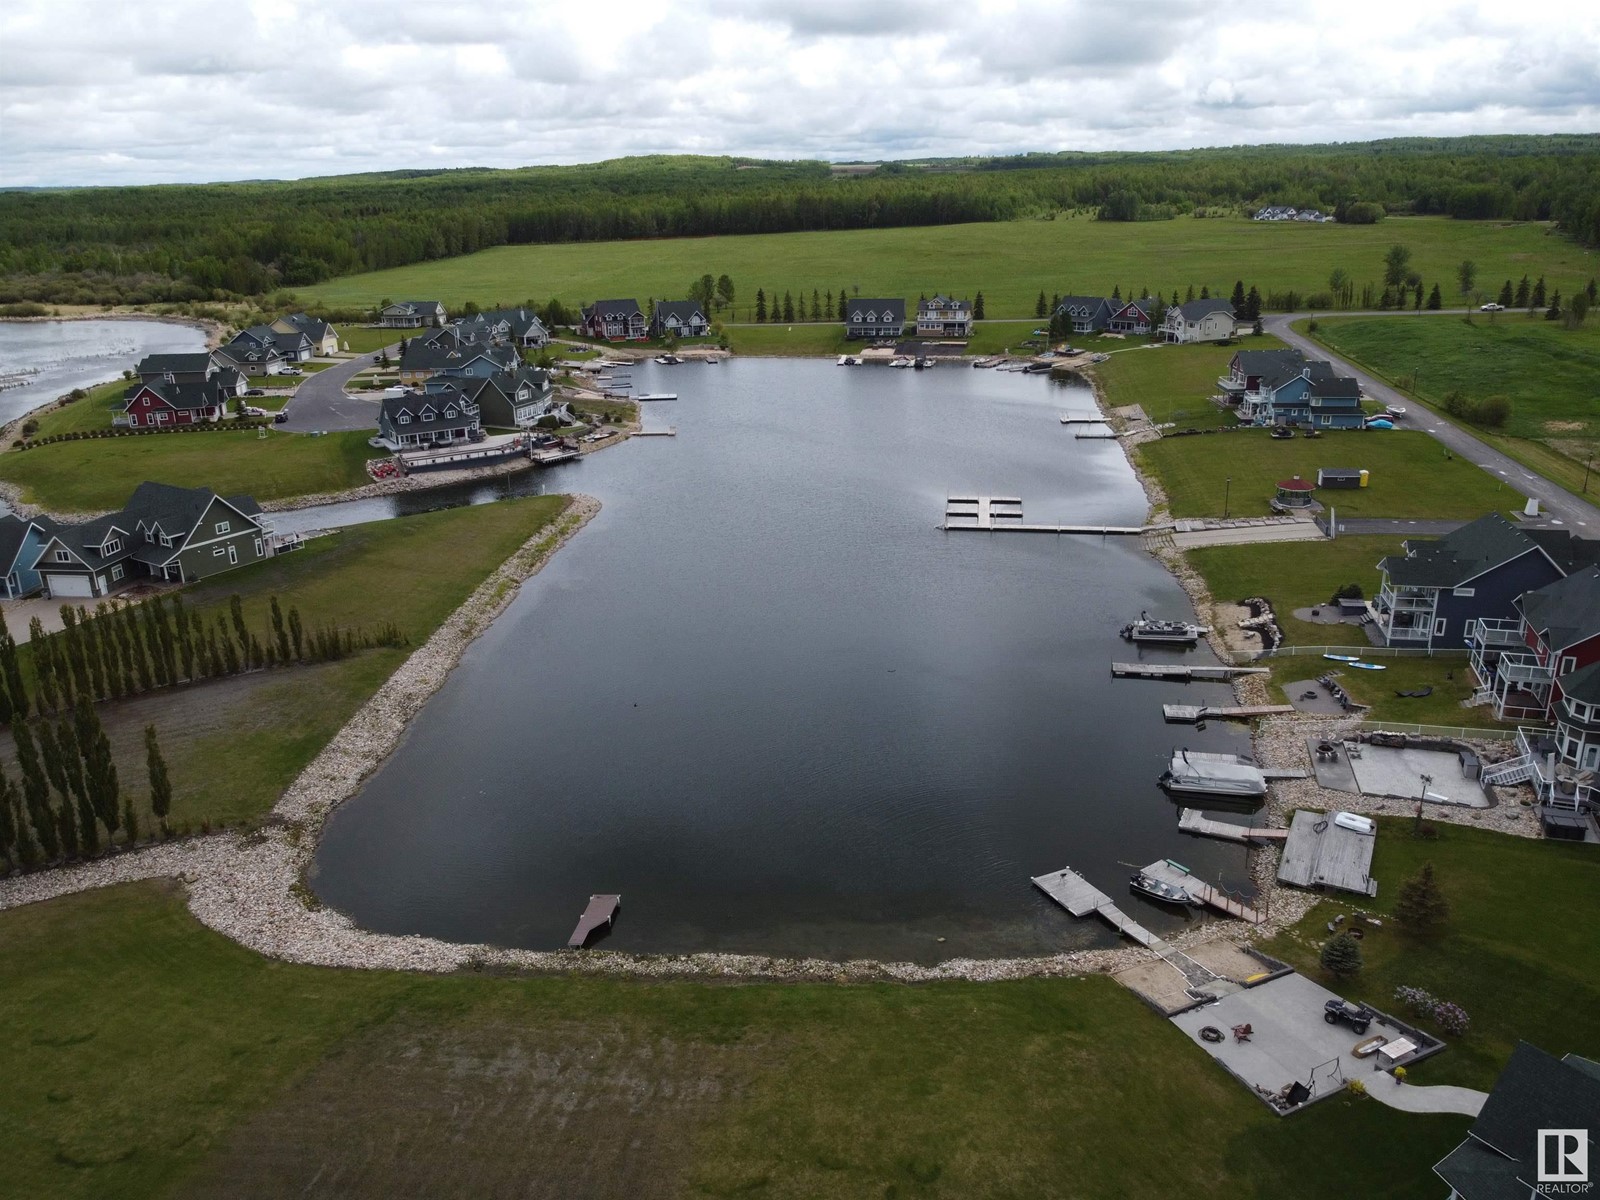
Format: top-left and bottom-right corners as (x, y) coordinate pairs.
(1238, 355), (1363, 428)
(0, 514), (56, 598)
(1372, 513), (1597, 649)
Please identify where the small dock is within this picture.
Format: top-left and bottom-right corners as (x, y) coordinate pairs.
(1139, 859), (1265, 924)
(944, 495), (1024, 528)
(1112, 662), (1269, 681)
(1277, 810), (1379, 896)
(1163, 703), (1297, 724)
(1178, 808), (1290, 843)
(567, 894), (622, 948)
(634, 392), (677, 402)
(530, 447), (580, 465)
(635, 427), (677, 437)
(1059, 413), (1107, 425)
(1074, 431), (1119, 440)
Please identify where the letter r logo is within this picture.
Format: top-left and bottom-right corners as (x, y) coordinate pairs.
(1540, 1130), (1589, 1182)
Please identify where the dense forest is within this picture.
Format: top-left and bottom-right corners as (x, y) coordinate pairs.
(1, 136), (1597, 306)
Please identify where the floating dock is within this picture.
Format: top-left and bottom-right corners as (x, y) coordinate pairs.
(634, 427), (677, 437)
(530, 447), (580, 465)
(1178, 808), (1290, 843)
(1073, 431), (1119, 440)
(1138, 859), (1265, 924)
(567, 894), (622, 948)
(1031, 866), (1223, 988)
(944, 495), (1024, 527)
(1059, 413), (1107, 425)
(634, 392), (677, 402)
(1112, 662), (1270, 681)
(1276, 810), (1379, 896)
(1163, 703), (1297, 724)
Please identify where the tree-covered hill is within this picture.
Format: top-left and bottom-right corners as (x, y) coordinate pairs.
(2, 137), (1596, 306)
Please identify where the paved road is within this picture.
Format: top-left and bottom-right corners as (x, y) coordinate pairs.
(1264, 313), (1600, 532)
(277, 344), (401, 433)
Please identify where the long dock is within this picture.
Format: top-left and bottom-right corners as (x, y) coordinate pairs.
(1073, 431), (1119, 440)
(634, 427), (677, 437)
(567, 894), (621, 948)
(1031, 867), (1222, 989)
(1178, 808), (1290, 843)
(1163, 703), (1297, 724)
(1112, 662), (1269, 681)
(942, 494), (1157, 536)
(1139, 860), (1265, 924)
(1059, 413), (1107, 424)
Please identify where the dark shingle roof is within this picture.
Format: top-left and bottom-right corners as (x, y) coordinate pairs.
(919, 295), (970, 313)
(1175, 299), (1234, 321)
(135, 352), (213, 377)
(584, 299), (643, 319)
(45, 513), (135, 571)
(654, 300), (707, 325)
(1563, 660), (1600, 706)
(127, 379), (230, 413)
(843, 298), (905, 322)
(1232, 349), (1306, 377)
(1380, 513), (1547, 588)
(1518, 565), (1600, 652)
(0, 514), (45, 573)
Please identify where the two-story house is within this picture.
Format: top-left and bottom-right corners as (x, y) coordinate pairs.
(459, 366), (556, 429)
(1217, 348), (1307, 404)
(231, 324), (314, 364)
(271, 312), (340, 355)
(1233, 351), (1363, 428)
(210, 339), (287, 377)
(1160, 299), (1236, 344)
(581, 300), (647, 341)
(1105, 298), (1158, 335)
(377, 391), (482, 450)
(1053, 296), (1114, 335)
(1372, 514), (1593, 650)
(0, 514), (58, 598)
(650, 300), (710, 340)
(915, 295), (973, 338)
(135, 352), (218, 385)
(379, 301), (448, 329)
(842, 298), (906, 340)
(480, 307), (549, 348)
(398, 340), (518, 390)
(121, 375), (241, 428)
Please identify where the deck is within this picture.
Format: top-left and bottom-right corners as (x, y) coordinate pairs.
(1178, 808), (1290, 843)
(1139, 859), (1266, 924)
(567, 894), (622, 948)
(1112, 662), (1270, 681)
(1163, 703), (1297, 724)
(1277, 811), (1379, 896)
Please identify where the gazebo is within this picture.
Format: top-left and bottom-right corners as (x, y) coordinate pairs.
(1273, 476), (1316, 510)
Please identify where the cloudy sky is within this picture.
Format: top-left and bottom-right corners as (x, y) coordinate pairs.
(2, 0), (1597, 187)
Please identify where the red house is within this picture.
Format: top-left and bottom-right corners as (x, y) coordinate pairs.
(122, 379), (231, 428)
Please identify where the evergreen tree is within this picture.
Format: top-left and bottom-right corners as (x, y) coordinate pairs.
(1498, 279), (1514, 308)
(1230, 280), (1246, 310)
(1035, 290), (1047, 318)
(1244, 286), (1262, 321)
(782, 291), (794, 322)
(1111, 284), (1122, 302)
(91, 604), (124, 699)
(824, 290), (834, 320)
(142, 602), (169, 688)
(1396, 863), (1450, 931)
(144, 724), (172, 836)
(289, 607), (304, 659)
(1515, 275), (1531, 307)
(228, 596), (249, 663)
(811, 289), (821, 321)
(0, 614), (26, 720)
(1427, 283), (1442, 310)
(56, 717), (97, 856)
(12, 718), (59, 860)
(77, 606), (106, 700)
(1415, 283), (1424, 311)
(1185, 285), (1195, 302)
(1320, 931), (1363, 978)
(1531, 275), (1547, 308)
(122, 797), (138, 847)
(172, 594), (195, 681)
(1170, 290), (1179, 307)
(29, 617), (59, 712)
(973, 291), (985, 320)
(270, 597), (290, 662)
(754, 288), (766, 322)
(1199, 285), (1209, 300)
(126, 604), (153, 692)
(151, 597), (177, 684)
(2, 768), (38, 869)
(219, 618), (241, 675)
(1544, 289), (1562, 320)
(111, 605), (138, 694)
(0, 770), (15, 868)
(60, 607), (90, 698)
(74, 697), (119, 842)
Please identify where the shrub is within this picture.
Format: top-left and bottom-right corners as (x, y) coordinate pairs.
(1393, 985), (1436, 1016)
(1434, 1001), (1471, 1036)
(1321, 931), (1364, 978)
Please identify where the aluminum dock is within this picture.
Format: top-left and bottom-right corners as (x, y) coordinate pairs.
(942, 495), (1150, 535)
(1162, 703), (1297, 723)
(1112, 662), (1270, 681)
(1177, 808), (1290, 843)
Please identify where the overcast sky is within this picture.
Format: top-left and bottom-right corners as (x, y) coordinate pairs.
(2, 0), (1597, 187)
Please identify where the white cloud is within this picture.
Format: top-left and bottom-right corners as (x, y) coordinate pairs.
(0, 0), (1596, 186)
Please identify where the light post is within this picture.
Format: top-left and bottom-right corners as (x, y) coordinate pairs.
(1416, 774), (1433, 837)
(1224, 476), (1232, 520)
(1584, 457), (1593, 494)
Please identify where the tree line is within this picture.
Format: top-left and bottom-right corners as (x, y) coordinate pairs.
(2, 138), (1597, 307)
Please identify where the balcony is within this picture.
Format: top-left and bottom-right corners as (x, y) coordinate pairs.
(1467, 618), (1525, 649)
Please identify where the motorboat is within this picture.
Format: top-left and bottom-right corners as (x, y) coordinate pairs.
(837, 355), (860, 366)
(889, 357), (915, 368)
(653, 353), (682, 365)
(1159, 750), (1268, 801)
(1333, 812), (1376, 836)
(913, 356), (934, 369)
(1386, 405), (1406, 419)
(1129, 872), (1196, 906)
(1121, 614), (1209, 645)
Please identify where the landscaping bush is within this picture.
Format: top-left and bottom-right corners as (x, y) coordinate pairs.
(1393, 985), (1437, 1017)
(1321, 931), (1364, 978)
(1434, 1002), (1471, 1036)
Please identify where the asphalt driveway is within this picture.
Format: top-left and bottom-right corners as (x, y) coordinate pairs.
(277, 343), (401, 433)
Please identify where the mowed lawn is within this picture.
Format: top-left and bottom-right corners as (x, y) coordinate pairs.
(21, 378), (130, 439)
(1308, 315), (1600, 444)
(1136, 430), (1514, 519)
(1091, 338), (1286, 427)
(0, 880), (1471, 1200)
(0, 428), (374, 511)
(1, 495), (571, 831)
(302, 215), (1593, 321)
(1263, 818), (1600, 1091)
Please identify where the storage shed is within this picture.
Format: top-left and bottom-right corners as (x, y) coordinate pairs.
(1317, 468), (1367, 489)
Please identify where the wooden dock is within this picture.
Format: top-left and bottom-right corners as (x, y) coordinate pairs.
(1163, 703), (1297, 723)
(1277, 811), (1379, 896)
(530, 447), (580, 465)
(634, 427), (677, 437)
(1112, 662), (1269, 681)
(1178, 808), (1290, 843)
(1059, 413), (1107, 425)
(1073, 431), (1119, 440)
(567, 894), (621, 948)
(1139, 859), (1266, 924)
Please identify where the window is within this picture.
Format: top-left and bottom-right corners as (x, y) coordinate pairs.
(161, 534), (173, 547)
(213, 547), (227, 557)
(1452, 587), (1475, 597)
(1433, 618), (1447, 637)
(254, 538), (264, 557)
(215, 521), (230, 534)
(54, 549), (70, 562)
(110, 565), (124, 582)
(1561, 656), (1577, 675)
(102, 538), (121, 555)
(398, 414), (411, 425)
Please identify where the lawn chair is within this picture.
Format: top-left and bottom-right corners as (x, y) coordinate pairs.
(1343, 740), (1363, 759)
(1232, 1023), (1254, 1043)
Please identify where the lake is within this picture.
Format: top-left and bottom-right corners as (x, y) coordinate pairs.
(0, 318), (207, 428)
(309, 357), (1257, 964)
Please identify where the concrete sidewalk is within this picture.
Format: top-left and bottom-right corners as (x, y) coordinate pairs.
(1370, 1081), (1487, 1116)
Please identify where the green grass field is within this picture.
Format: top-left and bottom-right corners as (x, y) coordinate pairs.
(0, 428), (374, 511)
(1136, 430), (1514, 520)
(302, 216), (1597, 322)
(1264, 817), (1600, 1091)
(19, 378), (129, 439)
(336, 326), (407, 354)
(1090, 338), (1284, 426)
(0, 880), (1472, 1200)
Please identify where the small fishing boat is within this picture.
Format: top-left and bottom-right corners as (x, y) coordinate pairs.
(889, 356), (915, 368)
(1129, 872), (1195, 906)
(653, 353), (682, 365)
(1121, 613), (1209, 645)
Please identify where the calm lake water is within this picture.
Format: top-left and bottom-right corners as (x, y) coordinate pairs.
(310, 358), (1257, 964)
(0, 318), (207, 428)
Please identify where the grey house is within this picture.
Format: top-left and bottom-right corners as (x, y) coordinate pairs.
(1159, 298), (1236, 344)
(377, 391), (481, 449)
(650, 300), (710, 340)
(842, 298), (906, 340)
(135, 352), (218, 385)
(1054, 296), (1114, 334)
(380, 301), (448, 328)
(468, 366), (555, 429)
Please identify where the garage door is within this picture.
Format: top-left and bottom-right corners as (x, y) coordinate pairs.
(45, 573), (94, 598)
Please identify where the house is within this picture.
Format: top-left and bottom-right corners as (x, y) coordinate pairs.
(1054, 296), (1114, 334)
(475, 307), (549, 348)
(1160, 298), (1235, 344)
(0, 514), (56, 598)
(1218, 349), (1307, 401)
(1371, 513), (1588, 650)
(650, 300), (710, 340)
(842, 298), (906, 340)
(230, 324), (314, 364)
(210, 339), (287, 377)
(1231, 350), (1363, 428)
(134, 352), (217, 385)
(29, 482), (268, 597)
(377, 390), (481, 450)
(915, 295), (973, 338)
(398, 339), (518, 390)
(1106, 298), (1157, 335)
(1433, 1042), (1600, 1199)
(1253, 206), (1298, 221)
(120, 377), (237, 428)
(581, 300), (647, 341)
(379, 301), (448, 329)
(271, 312), (340, 355)
(455, 366), (555, 429)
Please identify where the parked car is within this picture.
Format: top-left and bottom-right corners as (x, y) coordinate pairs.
(273, 411), (289, 424)
(280, 367), (303, 376)
(1323, 999), (1376, 1034)
(244, 388), (266, 397)
(1480, 302), (1505, 312)
(242, 405), (268, 417)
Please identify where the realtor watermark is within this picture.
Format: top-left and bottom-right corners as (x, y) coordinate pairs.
(1541, 1129), (1593, 1194)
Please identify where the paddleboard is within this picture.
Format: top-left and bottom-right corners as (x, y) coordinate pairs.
(1323, 653), (1360, 662)
(1348, 662), (1387, 670)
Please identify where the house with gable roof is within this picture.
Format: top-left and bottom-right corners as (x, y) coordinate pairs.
(379, 301), (448, 329)
(397, 338), (518, 390)
(376, 390), (482, 450)
(1227, 347), (1362, 428)
(915, 295), (973, 338)
(271, 312), (340, 355)
(650, 300), (710, 340)
(476, 307), (549, 348)
(1106, 297), (1158, 335)
(121, 375), (241, 428)
(841, 297), (906, 340)
(134, 352), (218, 385)
(0, 514), (58, 598)
(230, 324), (314, 364)
(210, 338), (288, 377)
(1160, 298), (1236, 344)
(581, 299), (647, 341)
(1053, 296), (1114, 335)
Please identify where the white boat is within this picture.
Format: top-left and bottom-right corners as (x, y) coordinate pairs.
(634, 392), (678, 402)
(1333, 812), (1376, 836)
(653, 353), (682, 365)
(1386, 405), (1406, 419)
(889, 357), (915, 368)
(1159, 751), (1267, 801)
(837, 355), (860, 366)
